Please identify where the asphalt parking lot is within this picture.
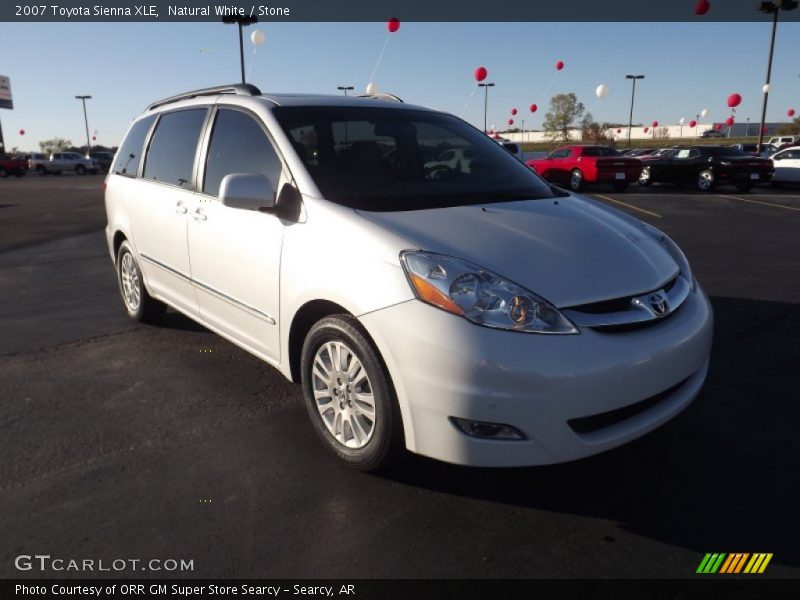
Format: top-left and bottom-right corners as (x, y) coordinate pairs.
(1, 174), (798, 579)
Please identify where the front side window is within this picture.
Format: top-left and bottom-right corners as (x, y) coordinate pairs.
(143, 109), (207, 188)
(275, 106), (559, 211)
(203, 109), (283, 197)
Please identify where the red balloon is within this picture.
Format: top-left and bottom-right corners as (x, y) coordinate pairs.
(715, 124), (723, 131)
(727, 93), (742, 108)
(474, 66), (488, 82)
(92, 135), (97, 141)
(19, 129), (25, 135)
(616, 128), (622, 134)
(555, 60), (565, 71)
(725, 117), (735, 126)
(644, 127), (650, 133)
(763, 126), (769, 133)
(529, 103), (538, 113)
(694, 0), (710, 16)
(788, 109), (796, 117)
(386, 18), (400, 33)
(508, 118), (514, 126)
(511, 108), (518, 116)
(652, 120), (659, 127)
(492, 133), (500, 139)
(689, 120), (697, 127)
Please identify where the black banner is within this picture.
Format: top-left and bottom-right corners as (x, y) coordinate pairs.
(4, 579), (800, 600)
(3, 0), (800, 22)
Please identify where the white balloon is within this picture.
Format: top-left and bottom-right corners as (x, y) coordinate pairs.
(250, 30), (266, 45)
(679, 118), (685, 125)
(595, 84), (610, 99)
(700, 109), (709, 118)
(762, 83), (771, 93)
(366, 82), (380, 95)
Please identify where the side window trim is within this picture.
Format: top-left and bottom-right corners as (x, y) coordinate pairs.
(195, 104), (293, 200)
(140, 106), (211, 191)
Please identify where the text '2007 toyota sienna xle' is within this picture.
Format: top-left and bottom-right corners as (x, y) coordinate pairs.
(105, 84), (713, 471)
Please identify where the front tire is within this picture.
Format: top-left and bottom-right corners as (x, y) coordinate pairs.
(75, 164), (86, 175)
(569, 169), (584, 192)
(301, 315), (403, 472)
(697, 169), (716, 192)
(116, 241), (166, 324)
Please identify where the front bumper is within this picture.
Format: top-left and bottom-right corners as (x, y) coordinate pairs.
(359, 284), (713, 467)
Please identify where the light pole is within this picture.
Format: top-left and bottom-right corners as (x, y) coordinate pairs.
(746, 117), (751, 137)
(222, 15), (258, 84)
(337, 86), (354, 96)
(626, 75), (645, 148)
(756, 1), (797, 154)
(478, 82), (495, 133)
(75, 95), (92, 156)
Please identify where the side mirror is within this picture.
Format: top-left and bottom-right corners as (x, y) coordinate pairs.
(772, 154), (783, 161)
(220, 173), (275, 211)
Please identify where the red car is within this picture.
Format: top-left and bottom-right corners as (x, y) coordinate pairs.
(526, 145), (642, 192)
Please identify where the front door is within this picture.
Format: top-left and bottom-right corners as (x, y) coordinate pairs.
(187, 108), (288, 363)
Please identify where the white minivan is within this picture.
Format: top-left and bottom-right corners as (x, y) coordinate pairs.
(106, 84), (713, 471)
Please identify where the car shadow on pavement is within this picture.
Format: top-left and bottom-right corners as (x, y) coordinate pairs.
(379, 295), (800, 568)
(160, 309), (209, 333)
(609, 184), (787, 195)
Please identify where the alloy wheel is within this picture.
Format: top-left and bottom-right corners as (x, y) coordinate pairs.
(119, 252), (141, 312)
(311, 341), (376, 449)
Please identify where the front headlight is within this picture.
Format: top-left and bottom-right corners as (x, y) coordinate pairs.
(400, 251), (578, 334)
(641, 223), (694, 286)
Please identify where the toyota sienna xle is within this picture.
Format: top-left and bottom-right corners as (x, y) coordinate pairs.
(105, 84), (713, 471)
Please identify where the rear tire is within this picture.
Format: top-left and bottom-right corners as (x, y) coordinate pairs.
(569, 169), (584, 192)
(36, 165), (47, 176)
(115, 241), (166, 324)
(638, 166), (653, 186)
(697, 170), (716, 192)
(301, 315), (404, 472)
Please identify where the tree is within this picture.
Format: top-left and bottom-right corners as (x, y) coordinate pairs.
(580, 114), (613, 143)
(654, 126), (671, 140)
(776, 117), (800, 135)
(543, 93), (585, 142)
(39, 138), (72, 154)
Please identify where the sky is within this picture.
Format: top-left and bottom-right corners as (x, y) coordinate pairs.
(0, 20), (799, 150)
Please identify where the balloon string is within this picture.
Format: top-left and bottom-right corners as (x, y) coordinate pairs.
(368, 33), (391, 87)
(246, 47), (258, 81)
(538, 72), (558, 105)
(461, 87), (477, 116)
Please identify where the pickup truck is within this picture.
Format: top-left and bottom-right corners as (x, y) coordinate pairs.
(36, 152), (99, 175)
(0, 153), (27, 178)
(525, 145), (642, 191)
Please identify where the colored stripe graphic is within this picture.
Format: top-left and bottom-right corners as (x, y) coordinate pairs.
(700, 552), (773, 574)
(697, 553), (727, 573)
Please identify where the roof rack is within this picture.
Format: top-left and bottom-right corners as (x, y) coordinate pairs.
(354, 92), (404, 103)
(146, 83), (262, 111)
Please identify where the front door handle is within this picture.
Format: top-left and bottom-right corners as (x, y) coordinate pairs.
(192, 209), (207, 222)
(176, 204), (188, 215)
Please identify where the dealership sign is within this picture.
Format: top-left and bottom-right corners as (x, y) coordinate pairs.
(0, 76), (13, 109)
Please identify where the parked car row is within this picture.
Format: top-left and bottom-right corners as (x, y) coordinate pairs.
(525, 144), (797, 192)
(22, 151), (101, 175)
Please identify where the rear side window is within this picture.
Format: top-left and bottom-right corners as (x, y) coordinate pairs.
(113, 115), (155, 177)
(143, 109), (207, 188)
(203, 109), (283, 197)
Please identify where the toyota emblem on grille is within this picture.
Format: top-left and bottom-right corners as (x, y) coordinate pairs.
(649, 291), (669, 317)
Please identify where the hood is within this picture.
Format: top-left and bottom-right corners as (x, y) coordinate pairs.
(356, 196), (679, 308)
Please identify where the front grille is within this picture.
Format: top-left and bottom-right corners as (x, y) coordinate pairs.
(567, 378), (689, 435)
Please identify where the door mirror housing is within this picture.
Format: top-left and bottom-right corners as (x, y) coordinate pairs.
(220, 173), (276, 211)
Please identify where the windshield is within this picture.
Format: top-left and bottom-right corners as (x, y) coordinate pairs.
(273, 106), (561, 211)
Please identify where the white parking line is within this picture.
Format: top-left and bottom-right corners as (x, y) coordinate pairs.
(716, 195), (800, 212)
